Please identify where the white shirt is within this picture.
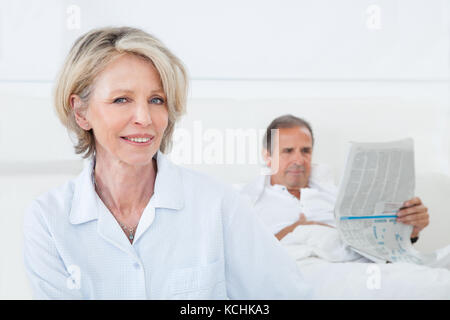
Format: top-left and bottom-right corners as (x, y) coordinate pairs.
(241, 165), (338, 235)
(23, 151), (312, 299)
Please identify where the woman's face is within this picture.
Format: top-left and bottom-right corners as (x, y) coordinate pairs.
(77, 53), (169, 166)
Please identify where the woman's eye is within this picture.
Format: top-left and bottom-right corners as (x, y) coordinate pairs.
(113, 97), (128, 104)
(150, 97), (165, 104)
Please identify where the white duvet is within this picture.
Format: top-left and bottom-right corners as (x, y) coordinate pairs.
(281, 225), (450, 299)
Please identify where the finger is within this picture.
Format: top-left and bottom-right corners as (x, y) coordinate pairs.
(397, 212), (428, 223)
(397, 204), (427, 217)
(298, 213), (307, 223)
(313, 222), (334, 228)
(398, 216), (429, 228)
(402, 197), (422, 208)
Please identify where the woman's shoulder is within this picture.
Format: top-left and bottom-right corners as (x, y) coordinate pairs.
(175, 164), (239, 197)
(24, 174), (79, 224)
(157, 152), (238, 198)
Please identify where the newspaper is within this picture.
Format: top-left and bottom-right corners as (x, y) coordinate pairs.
(334, 138), (436, 265)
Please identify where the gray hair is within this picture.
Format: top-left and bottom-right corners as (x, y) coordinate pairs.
(263, 114), (314, 154)
(54, 26), (188, 159)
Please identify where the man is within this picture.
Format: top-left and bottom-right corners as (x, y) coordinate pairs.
(241, 114), (430, 242)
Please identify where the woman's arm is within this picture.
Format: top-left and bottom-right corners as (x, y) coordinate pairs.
(221, 191), (313, 299)
(23, 201), (83, 300)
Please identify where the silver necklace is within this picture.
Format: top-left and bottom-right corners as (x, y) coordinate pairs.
(118, 221), (138, 242)
(92, 170), (138, 243)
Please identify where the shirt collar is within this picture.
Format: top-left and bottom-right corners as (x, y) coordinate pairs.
(151, 151), (184, 210)
(244, 164), (333, 205)
(69, 150), (184, 225)
(69, 157), (98, 225)
(243, 174), (269, 205)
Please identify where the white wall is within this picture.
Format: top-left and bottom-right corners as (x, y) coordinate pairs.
(1, 0), (449, 81)
(0, 0), (449, 299)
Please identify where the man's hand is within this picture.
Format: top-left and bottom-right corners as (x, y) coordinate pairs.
(397, 197), (430, 239)
(275, 213), (333, 240)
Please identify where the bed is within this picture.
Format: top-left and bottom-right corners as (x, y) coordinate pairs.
(281, 224), (450, 299)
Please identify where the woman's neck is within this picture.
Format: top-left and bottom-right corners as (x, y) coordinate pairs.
(93, 152), (157, 224)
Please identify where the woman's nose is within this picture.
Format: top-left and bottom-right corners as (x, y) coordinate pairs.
(133, 101), (152, 126)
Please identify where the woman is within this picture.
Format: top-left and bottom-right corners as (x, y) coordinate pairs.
(23, 26), (311, 299)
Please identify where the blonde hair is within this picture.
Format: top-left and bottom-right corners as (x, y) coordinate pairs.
(54, 26), (188, 158)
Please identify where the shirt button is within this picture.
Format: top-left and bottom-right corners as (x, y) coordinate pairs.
(133, 263), (141, 269)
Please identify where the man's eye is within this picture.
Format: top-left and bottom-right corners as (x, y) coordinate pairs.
(113, 97), (128, 104)
(150, 97), (165, 104)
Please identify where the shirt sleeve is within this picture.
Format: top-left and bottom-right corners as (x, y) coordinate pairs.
(23, 201), (83, 300)
(221, 190), (313, 299)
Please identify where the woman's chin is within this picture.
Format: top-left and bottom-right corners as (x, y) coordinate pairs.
(118, 153), (157, 167)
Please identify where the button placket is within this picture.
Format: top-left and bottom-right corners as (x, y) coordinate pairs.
(131, 258), (147, 299)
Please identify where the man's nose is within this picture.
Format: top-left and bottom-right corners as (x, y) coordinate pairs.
(292, 151), (305, 165)
(133, 100), (152, 126)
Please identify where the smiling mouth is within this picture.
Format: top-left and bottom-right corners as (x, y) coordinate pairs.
(122, 137), (151, 143)
(120, 136), (154, 145)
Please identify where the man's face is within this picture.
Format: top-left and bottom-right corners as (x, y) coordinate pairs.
(265, 126), (313, 189)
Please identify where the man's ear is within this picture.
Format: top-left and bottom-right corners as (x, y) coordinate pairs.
(70, 94), (91, 131)
(263, 147), (280, 175)
(262, 148), (272, 168)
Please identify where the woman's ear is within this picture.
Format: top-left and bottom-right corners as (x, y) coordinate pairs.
(70, 94), (91, 131)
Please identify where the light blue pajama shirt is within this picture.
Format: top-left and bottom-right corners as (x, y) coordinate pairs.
(23, 151), (312, 299)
